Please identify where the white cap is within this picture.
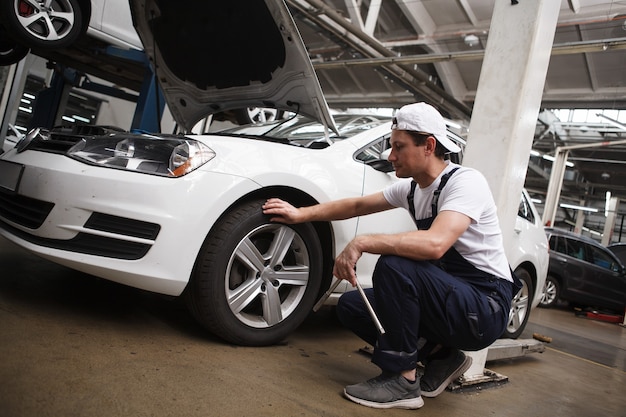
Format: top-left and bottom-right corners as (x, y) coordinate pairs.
(391, 102), (461, 153)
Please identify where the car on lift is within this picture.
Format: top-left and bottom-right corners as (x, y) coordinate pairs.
(0, 0), (142, 66)
(541, 227), (626, 313)
(0, 0), (548, 345)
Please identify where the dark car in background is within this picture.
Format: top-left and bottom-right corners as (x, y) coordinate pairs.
(607, 243), (626, 267)
(541, 227), (626, 313)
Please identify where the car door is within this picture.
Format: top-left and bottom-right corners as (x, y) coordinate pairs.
(551, 236), (589, 299)
(585, 244), (626, 310)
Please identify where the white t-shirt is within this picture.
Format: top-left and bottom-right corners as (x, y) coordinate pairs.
(383, 161), (512, 282)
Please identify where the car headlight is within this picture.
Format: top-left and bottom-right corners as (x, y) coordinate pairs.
(67, 135), (216, 177)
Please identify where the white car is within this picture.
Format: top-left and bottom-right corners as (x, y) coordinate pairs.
(0, 0), (548, 345)
(0, 0), (141, 66)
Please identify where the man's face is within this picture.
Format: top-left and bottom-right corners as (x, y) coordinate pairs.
(388, 130), (433, 178)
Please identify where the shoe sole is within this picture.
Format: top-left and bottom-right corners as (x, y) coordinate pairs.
(421, 355), (472, 398)
(344, 390), (424, 409)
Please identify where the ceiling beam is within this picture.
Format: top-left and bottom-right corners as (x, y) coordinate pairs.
(287, 0), (473, 118)
(457, 0), (479, 26)
(568, 0), (581, 14)
(313, 38), (626, 68)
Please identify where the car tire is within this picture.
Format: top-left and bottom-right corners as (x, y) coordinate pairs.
(0, 0), (85, 50)
(234, 107), (285, 125)
(185, 199), (323, 346)
(502, 267), (533, 339)
(539, 275), (560, 308)
(0, 26), (29, 65)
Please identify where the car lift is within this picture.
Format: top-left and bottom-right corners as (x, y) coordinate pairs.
(21, 46), (165, 134)
(451, 338), (545, 391)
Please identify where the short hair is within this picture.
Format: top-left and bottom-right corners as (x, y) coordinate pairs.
(404, 130), (448, 159)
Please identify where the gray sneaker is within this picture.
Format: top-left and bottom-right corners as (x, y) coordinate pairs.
(420, 349), (472, 397)
(344, 372), (424, 409)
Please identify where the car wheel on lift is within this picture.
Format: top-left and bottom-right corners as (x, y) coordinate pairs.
(0, 26), (29, 65)
(539, 275), (560, 308)
(0, 0), (85, 50)
(185, 199), (324, 346)
(502, 267), (533, 339)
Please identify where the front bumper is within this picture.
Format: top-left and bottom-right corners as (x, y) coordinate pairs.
(0, 151), (259, 295)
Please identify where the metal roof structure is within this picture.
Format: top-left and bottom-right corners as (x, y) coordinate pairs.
(287, 0), (626, 230)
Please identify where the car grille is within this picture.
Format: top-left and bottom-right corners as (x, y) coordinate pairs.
(0, 205), (161, 260)
(0, 189), (54, 229)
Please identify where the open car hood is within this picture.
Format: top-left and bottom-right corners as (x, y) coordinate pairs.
(129, 0), (337, 133)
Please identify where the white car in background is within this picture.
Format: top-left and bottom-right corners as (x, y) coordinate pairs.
(0, 0), (141, 66)
(0, 0), (548, 345)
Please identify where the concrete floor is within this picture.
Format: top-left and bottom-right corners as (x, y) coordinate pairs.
(1, 236), (625, 417)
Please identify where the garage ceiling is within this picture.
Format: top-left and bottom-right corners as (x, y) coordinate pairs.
(25, 0), (626, 231)
(285, 0), (626, 229)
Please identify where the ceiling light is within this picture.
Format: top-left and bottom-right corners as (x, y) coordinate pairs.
(559, 203), (598, 213)
(464, 34), (479, 47)
(541, 154), (575, 167)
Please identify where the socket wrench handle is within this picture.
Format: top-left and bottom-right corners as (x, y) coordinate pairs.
(355, 279), (385, 335)
(312, 278), (342, 312)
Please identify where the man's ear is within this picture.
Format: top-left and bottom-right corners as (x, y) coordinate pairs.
(425, 136), (437, 154)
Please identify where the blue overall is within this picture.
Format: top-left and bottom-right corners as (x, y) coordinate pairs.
(336, 169), (521, 373)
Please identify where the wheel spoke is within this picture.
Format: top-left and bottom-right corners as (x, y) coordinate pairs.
(228, 278), (264, 314)
(261, 284), (283, 326)
(16, 11), (45, 28)
(513, 293), (529, 308)
(508, 308), (521, 328)
(269, 265), (309, 286)
(266, 226), (295, 267)
(235, 236), (266, 273)
(49, 10), (74, 26)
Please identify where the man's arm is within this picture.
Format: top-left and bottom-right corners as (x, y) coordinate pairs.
(262, 192), (393, 224)
(353, 210), (471, 260)
(333, 210), (471, 284)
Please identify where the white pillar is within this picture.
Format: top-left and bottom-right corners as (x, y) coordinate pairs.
(463, 0), (561, 240)
(460, 0), (561, 380)
(602, 197), (620, 246)
(574, 199), (587, 235)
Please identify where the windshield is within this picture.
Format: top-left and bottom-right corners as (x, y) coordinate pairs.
(221, 113), (391, 147)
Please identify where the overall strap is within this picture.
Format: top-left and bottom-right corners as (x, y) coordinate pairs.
(407, 167), (460, 226)
(431, 167), (460, 215)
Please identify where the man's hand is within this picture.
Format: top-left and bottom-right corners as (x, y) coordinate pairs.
(262, 198), (306, 224)
(332, 238), (363, 287)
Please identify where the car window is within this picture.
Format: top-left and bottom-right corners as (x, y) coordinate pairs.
(550, 235), (566, 254)
(354, 130), (465, 165)
(565, 238), (587, 260)
(588, 245), (622, 272)
(518, 193), (536, 224)
(354, 135), (390, 163)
